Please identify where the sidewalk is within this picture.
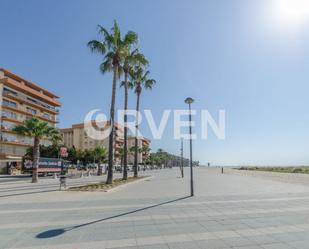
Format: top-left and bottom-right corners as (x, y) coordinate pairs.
(1, 168), (309, 249)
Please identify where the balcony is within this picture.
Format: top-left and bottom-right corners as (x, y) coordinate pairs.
(1, 104), (58, 123)
(1, 125), (11, 131)
(0, 136), (33, 147)
(3, 91), (59, 114)
(115, 137), (124, 143)
(1, 116), (23, 125)
(142, 140), (150, 145)
(1, 110), (17, 120)
(0, 77), (61, 107)
(0, 143), (28, 156)
(114, 143), (122, 149)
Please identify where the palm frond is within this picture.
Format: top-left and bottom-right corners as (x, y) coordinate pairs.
(100, 56), (113, 74)
(88, 21), (150, 90)
(50, 133), (62, 144)
(144, 79), (156, 89)
(13, 117), (59, 140)
(123, 31), (138, 47)
(128, 66), (156, 93)
(127, 80), (135, 89)
(142, 70), (150, 81)
(12, 125), (29, 136)
(97, 25), (113, 48)
(87, 40), (106, 54)
(125, 49), (148, 70)
(112, 20), (121, 48)
(133, 52), (149, 67)
(97, 25), (110, 38)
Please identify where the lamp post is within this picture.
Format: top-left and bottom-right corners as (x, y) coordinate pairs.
(180, 138), (184, 178)
(185, 97), (194, 196)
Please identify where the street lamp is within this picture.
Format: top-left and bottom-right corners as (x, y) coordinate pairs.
(185, 97), (194, 197)
(180, 138), (184, 178)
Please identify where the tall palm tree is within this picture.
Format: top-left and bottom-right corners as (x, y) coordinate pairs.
(121, 49), (148, 180)
(93, 146), (108, 176)
(129, 67), (156, 177)
(13, 117), (60, 183)
(88, 21), (138, 184)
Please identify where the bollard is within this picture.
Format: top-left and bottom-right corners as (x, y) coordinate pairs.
(59, 175), (67, 190)
(221, 167), (224, 174)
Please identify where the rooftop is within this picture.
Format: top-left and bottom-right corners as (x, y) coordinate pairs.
(0, 68), (60, 102)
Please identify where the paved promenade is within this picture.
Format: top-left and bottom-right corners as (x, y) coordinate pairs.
(1, 168), (309, 249)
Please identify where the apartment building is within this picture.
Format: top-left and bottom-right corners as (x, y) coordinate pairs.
(60, 123), (151, 165)
(0, 68), (61, 174)
(128, 136), (151, 164)
(60, 122), (124, 163)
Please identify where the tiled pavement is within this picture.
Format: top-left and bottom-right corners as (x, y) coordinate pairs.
(1, 168), (309, 249)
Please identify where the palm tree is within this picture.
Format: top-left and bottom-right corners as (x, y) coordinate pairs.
(93, 146), (108, 176)
(121, 49), (148, 180)
(129, 67), (156, 177)
(51, 132), (62, 145)
(76, 149), (85, 168)
(117, 147), (125, 172)
(88, 21), (138, 184)
(156, 149), (169, 168)
(13, 117), (60, 183)
(128, 146), (136, 171)
(141, 144), (151, 170)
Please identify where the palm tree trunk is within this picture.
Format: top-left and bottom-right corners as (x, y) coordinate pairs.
(133, 92), (140, 178)
(123, 70), (129, 180)
(97, 159), (102, 176)
(32, 137), (40, 183)
(106, 64), (118, 184)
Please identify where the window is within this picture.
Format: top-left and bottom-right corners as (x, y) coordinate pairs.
(26, 97), (56, 112)
(1, 133), (33, 145)
(26, 97), (38, 104)
(42, 113), (50, 119)
(1, 121), (16, 131)
(3, 88), (17, 96)
(3, 99), (17, 108)
(1, 110), (17, 119)
(26, 107), (37, 115)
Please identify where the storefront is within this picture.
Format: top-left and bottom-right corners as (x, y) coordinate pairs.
(0, 155), (22, 175)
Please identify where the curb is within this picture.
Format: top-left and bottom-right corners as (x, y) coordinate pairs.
(104, 175), (154, 193)
(67, 175), (154, 193)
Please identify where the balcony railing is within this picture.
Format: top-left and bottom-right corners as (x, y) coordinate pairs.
(0, 144), (28, 156)
(1, 111), (18, 120)
(2, 104), (58, 123)
(3, 91), (59, 114)
(0, 137), (33, 146)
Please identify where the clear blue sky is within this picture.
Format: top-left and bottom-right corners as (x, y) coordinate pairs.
(1, 0), (309, 166)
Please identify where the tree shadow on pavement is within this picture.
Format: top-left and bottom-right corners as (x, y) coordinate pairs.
(36, 195), (191, 239)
